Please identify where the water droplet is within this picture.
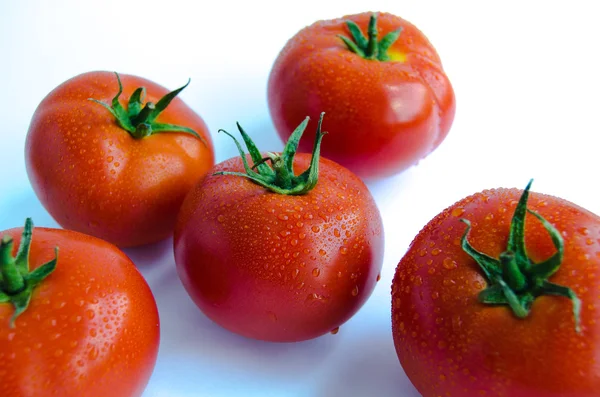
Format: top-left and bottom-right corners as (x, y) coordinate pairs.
(89, 329), (97, 337)
(311, 226), (320, 233)
(376, 273), (381, 282)
(278, 214), (289, 221)
(107, 156), (114, 163)
(578, 227), (589, 235)
(330, 327), (340, 335)
(312, 268), (321, 277)
(351, 285), (359, 296)
(442, 257), (457, 270)
(431, 248), (441, 256)
(290, 239), (298, 246)
(451, 207), (465, 217)
(414, 276), (423, 286)
(333, 229), (341, 237)
(88, 346), (99, 360)
(339, 246), (348, 255)
(217, 215), (225, 223)
(319, 249), (326, 256)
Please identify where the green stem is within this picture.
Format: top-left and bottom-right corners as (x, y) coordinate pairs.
(461, 179), (582, 333)
(89, 72), (206, 145)
(214, 113), (327, 196)
(0, 218), (58, 328)
(499, 251), (527, 291)
(338, 13), (403, 62)
(0, 237), (25, 294)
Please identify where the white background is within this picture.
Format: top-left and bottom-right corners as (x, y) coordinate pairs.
(1, 1), (599, 396)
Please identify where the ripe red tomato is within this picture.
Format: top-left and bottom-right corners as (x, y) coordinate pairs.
(174, 115), (384, 342)
(267, 12), (455, 180)
(25, 71), (215, 247)
(0, 219), (160, 397)
(392, 181), (600, 397)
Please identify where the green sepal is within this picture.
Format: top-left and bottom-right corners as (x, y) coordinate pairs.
(460, 179), (582, 332)
(0, 291), (9, 303)
(127, 87), (146, 119)
(214, 113), (327, 196)
(89, 72), (206, 145)
(0, 218), (58, 328)
(339, 13), (402, 61)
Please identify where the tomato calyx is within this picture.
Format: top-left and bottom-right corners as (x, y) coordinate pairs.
(214, 112), (327, 195)
(0, 218), (58, 328)
(338, 13), (402, 62)
(460, 179), (582, 332)
(89, 72), (206, 145)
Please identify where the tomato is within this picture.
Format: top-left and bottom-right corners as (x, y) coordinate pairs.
(174, 114), (384, 342)
(25, 71), (215, 248)
(391, 180), (600, 397)
(267, 12), (455, 180)
(0, 218), (160, 397)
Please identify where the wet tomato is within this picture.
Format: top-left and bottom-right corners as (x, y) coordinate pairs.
(268, 12), (455, 179)
(174, 114), (384, 342)
(0, 219), (160, 397)
(25, 71), (215, 247)
(392, 181), (600, 397)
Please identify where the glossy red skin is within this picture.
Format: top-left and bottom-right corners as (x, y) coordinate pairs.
(392, 188), (600, 397)
(25, 71), (215, 247)
(0, 226), (160, 397)
(174, 154), (384, 342)
(267, 12), (456, 180)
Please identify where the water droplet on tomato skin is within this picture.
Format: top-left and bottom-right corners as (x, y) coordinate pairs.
(312, 268), (321, 277)
(451, 207), (465, 217)
(442, 257), (457, 270)
(330, 327), (340, 335)
(351, 285), (359, 296)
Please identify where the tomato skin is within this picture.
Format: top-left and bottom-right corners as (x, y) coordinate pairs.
(25, 71), (215, 247)
(174, 154), (384, 342)
(267, 12), (455, 180)
(0, 226), (160, 397)
(391, 187), (600, 397)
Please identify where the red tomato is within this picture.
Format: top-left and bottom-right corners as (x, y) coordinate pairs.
(392, 180), (600, 397)
(25, 71), (215, 247)
(0, 219), (160, 397)
(267, 12), (455, 180)
(174, 115), (384, 342)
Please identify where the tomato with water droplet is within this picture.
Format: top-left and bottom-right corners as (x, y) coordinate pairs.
(25, 71), (215, 247)
(392, 181), (600, 396)
(174, 115), (384, 342)
(268, 12), (455, 180)
(0, 219), (159, 397)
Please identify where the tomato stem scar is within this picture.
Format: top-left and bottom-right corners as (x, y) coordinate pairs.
(88, 72), (207, 146)
(460, 179), (582, 333)
(338, 13), (403, 62)
(214, 112), (327, 195)
(0, 218), (58, 328)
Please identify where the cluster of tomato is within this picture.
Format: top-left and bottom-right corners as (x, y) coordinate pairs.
(1, 11), (599, 397)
